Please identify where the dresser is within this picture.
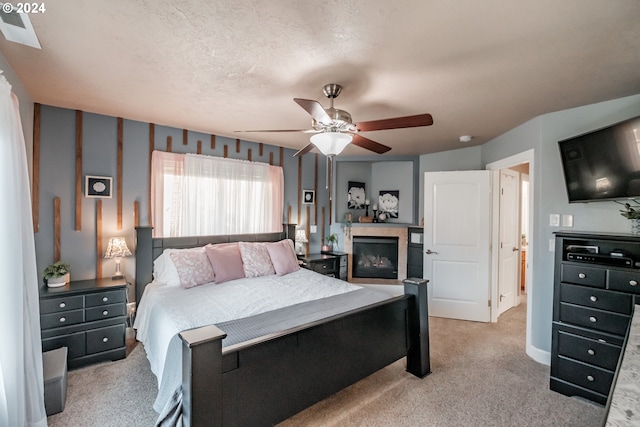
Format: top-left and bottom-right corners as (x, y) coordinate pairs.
(407, 227), (424, 278)
(39, 278), (128, 368)
(551, 232), (640, 405)
(298, 253), (339, 278)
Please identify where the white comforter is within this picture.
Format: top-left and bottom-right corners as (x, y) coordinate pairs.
(134, 268), (362, 387)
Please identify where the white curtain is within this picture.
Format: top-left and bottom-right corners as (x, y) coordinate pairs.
(0, 73), (47, 426)
(151, 151), (284, 237)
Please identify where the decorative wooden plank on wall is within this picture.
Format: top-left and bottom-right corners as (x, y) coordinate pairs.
(75, 110), (83, 231)
(247, 148), (252, 162)
(328, 158), (333, 226)
(183, 129), (188, 145)
(259, 143), (263, 157)
(32, 103), (41, 232)
(197, 140), (202, 154)
(287, 205), (292, 224)
(134, 201), (140, 227)
(236, 138), (240, 153)
(321, 207), (326, 244)
(279, 147), (284, 166)
(305, 206), (310, 256)
(297, 156), (302, 225)
(54, 197), (61, 262)
(269, 152), (274, 165)
(117, 117), (123, 230)
(314, 153), (318, 225)
(224, 145), (228, 158)
(210, 134), (216, 150)
(96, 199), (103, 279)
(149, 123), (154, 227)
(166, 135), (172, 152)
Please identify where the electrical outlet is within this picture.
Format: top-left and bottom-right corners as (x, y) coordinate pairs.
(549, 239), (555, 252)
(126, 302), (136, 315)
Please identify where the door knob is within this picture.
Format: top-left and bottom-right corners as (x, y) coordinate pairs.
(512, 247), (519, 252)
(425, 249), (438, 255)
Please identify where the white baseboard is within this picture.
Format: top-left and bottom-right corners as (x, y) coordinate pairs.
(527, 344), (551, 366)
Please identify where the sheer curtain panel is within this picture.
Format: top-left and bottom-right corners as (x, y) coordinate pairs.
(151, 151), (284, 237)
(0, 72), (47, 426)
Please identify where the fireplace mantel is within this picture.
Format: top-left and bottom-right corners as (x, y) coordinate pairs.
(344, 226), (408, 283)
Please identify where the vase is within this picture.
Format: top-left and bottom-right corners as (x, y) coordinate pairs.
(631, 219), (640, 235)
(47, 273), (69, 288)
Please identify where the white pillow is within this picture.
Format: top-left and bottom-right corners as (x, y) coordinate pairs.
(153, 247), (206, 286)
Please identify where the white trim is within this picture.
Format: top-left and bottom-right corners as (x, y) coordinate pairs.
(486, 149), (538, 363)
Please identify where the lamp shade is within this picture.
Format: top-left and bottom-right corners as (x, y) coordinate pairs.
(295, 229), (308, 243)
(104, 237), (132, 259)
(310, 132), (352, 156)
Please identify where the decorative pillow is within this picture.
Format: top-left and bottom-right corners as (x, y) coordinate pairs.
(265, 239), (299, 276)
(153, 249), (182, 286)
(169, 249), (215, 289)
(238, 242), (276, 278)
(205, 243), (245, 284)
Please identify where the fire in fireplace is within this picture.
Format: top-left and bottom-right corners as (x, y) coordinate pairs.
(352, 236), (399, 279)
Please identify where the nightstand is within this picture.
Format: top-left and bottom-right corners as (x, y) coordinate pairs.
(298, 253), (339, 278)
(39, 278), (128, 368)
(320, 250), (348, 281)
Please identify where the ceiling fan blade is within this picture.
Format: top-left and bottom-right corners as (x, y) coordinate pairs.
(355, 113), (433, 132)
(293, 143), (315, 157)
(294, 98), (333, 125)
(235, 129), (317, 133)
(351, 134), (392, 154)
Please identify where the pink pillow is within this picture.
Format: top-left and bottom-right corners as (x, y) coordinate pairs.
(238, 242), (276, 278)
(205, 243), (245, 284)
(265, 240), (299, 276)
(169, 250), (215, 288)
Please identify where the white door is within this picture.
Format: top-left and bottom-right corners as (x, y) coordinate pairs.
(497, 169), (520, 316)
(423, 171), (492, 322)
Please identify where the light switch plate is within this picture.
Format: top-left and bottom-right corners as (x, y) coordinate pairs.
(562, 214), (573, 227)
(549, 214), (560, 227)
(310, 225), (317, 234)
(549, 239), (555, 252)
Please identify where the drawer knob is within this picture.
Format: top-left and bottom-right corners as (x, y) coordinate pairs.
(102, 310), (109, 316)
(578, 273), (586, 279)
(589, 296), (598, 302)
(630, 280), (638, 287)
(587, 349), (595, 356)
(102, 337), (109, 343)
(59, 317), (66, 323)
(589, 316), (597, 323)
(59, 302), (66, 308)
(587, 375), (595, 382)
(102, 296), (109, 302)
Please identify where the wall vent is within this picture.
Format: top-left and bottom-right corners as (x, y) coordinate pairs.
(0, 6), (41, 48)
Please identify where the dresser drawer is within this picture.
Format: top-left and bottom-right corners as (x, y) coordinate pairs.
(85, 289), (125, 307)
(555, 356), (614, 395)
(559, 303), (630, 335)
(312, 259), (336, 274)
(556, 330), (621, 371)
(85, 303), (126, 322)
(559, 283), (632, 315)
(608, 269), (640, 295)
(561, 264), (605, 288)
(86, 324), (125, 354)
(40, 294), (84, 314)
(42, 331), (86, 359)
(41, 309), (84, 329)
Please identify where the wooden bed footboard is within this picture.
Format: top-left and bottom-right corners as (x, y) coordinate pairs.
(178, 280), (430, 427)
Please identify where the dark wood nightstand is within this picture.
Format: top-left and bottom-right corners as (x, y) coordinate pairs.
(298, 253), (339, 278)
(320, 250), (348, 281)
(39, 278), (129, 368)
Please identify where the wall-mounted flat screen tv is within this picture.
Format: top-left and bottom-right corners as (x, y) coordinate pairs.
(558, 115), (640, 203)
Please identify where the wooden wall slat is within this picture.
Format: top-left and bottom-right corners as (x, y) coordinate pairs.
(183, 129), (188, 145)
(269, 152), (274, 165)
(279, 147), (284, 166)
(211, 134), (216, 150)
(32, 103), (41, 232)
(297, 156), (302, 226)
(321, 207), (326, 244)
(305, 206), (310, 256)
(224, 145), (228, 158)
(54, 197), (61, 262)
(117, 117), (123, 230)
(248, 148), (252, 162)
(96, 199), (103, 278)
(259, 143), (263, 157)
(149, 123), (154, 227)
(287, 205), (292, 224)
(167, 136), (172, 152)
(134, 201), (140, 227)
(75, 110), (82, 231)
(197, 140), (202, 154)
(314, 153), (318, 225)
(236, 138), (240, 153)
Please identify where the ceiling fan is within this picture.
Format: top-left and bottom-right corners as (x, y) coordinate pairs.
(238, 83), (434, 157)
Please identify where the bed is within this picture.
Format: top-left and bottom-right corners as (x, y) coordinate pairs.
(133, 226), (430, 427)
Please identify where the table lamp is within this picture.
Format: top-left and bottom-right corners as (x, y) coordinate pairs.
(104, 236), (132, 280)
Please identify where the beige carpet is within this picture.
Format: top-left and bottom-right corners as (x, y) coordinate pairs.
(47, 302), (604, 426)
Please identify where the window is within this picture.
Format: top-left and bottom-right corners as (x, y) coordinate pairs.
(151, 151), (284, 237)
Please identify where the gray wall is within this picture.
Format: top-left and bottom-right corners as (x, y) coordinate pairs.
(371, 161), (413, 224)
(481, 94), (640, 354)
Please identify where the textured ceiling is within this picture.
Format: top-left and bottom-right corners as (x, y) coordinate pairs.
(1, 0), (640, 156)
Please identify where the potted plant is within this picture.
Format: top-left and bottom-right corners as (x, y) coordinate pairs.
(43, 261), (70, 288)
(322, 233), (339, 252)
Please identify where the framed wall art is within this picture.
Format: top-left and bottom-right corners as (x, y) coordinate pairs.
(85, 175), (113, 198)
(302, 190), (315, 204)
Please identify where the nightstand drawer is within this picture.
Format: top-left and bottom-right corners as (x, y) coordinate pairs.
(557, 330), (621, 371)
(86, 324), (125, 354)
(608, 269), (640, 295)
(85, 289), (125, 307)
(561, 264), (605, 288)
(312, 259), (336, 274)
(559, 283), (632, 314)
(42, 331), (86, 359)
(555, 356), (614, 395)
(40, 295), (84, 314)
(85, 303), (125, 322)
(559, 303), (630, 335)
(41, 309), (84, 329)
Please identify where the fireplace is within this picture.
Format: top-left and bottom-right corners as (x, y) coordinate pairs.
(352, 236), (399, 279)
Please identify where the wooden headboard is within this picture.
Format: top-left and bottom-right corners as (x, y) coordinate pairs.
(134, 225), (295, 303)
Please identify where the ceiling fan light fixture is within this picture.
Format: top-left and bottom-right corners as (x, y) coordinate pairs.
(310, 132), (352, 156)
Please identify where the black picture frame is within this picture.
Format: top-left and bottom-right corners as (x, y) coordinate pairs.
(347, 181), (366, 209)
(85, 175), (113, 198)
(302, 190), (315, 204)
(379, 190), (399, 218)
